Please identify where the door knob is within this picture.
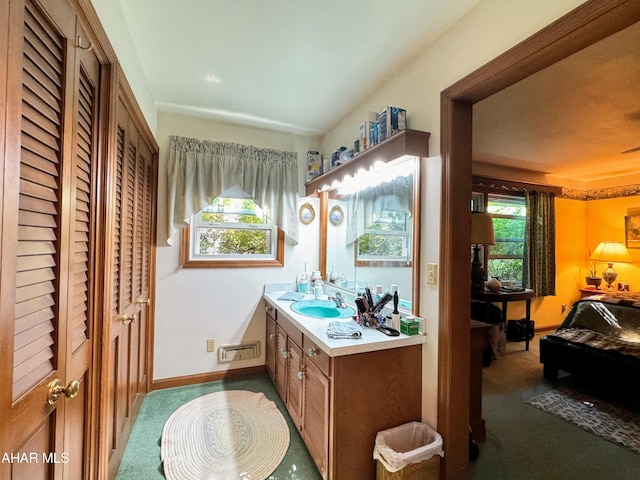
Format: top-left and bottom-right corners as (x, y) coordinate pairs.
(47, 379), (80, 405)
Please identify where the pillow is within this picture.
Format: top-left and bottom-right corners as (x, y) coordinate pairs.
(568, 301), (623, 337)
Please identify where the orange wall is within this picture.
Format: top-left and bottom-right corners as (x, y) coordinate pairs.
(585, 195), (640, 292)
(526, 195), (640, 331)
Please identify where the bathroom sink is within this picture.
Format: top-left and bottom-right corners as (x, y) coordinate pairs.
(291, 300), (355, 319)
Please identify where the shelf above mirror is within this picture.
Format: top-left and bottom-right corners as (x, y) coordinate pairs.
(305, 129), (431, 196)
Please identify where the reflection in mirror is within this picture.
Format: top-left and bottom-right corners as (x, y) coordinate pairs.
(325, 158), (416, 310)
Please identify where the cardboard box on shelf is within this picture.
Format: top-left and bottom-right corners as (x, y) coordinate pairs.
(306, 150), (321, 182)
(379, 106), (407, 142)
(359, 111), (379, 151)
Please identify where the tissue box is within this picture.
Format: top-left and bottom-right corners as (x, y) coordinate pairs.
(379, 106), (407, 142)
(400, 318), (420, 336)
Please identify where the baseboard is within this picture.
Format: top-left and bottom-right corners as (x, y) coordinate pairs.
(150, 365), (266, 391)
(535, 325), (559, 334)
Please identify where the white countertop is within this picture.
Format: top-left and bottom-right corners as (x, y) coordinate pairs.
(263, 290), (426, 357)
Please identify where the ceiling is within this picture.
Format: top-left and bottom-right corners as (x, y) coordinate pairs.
(118, 1), (639, 185)
(118, 0), (481, 136)
(473, 20), (640, 184)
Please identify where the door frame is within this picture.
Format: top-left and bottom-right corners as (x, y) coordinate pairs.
(438, 0), (640, 477)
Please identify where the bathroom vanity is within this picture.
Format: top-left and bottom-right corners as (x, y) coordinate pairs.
(263, 290), (425, 480)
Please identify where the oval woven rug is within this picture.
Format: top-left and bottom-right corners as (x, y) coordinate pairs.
(161, 390), (290, 480)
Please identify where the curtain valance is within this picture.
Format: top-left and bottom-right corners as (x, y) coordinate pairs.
(344, 174), (413, 245)
(166, 135), (299, 244)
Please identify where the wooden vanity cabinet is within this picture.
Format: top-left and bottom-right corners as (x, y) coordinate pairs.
(265, 303), (422, 480)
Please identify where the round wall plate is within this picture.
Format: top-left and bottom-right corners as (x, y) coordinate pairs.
(329, 205), (343, 225)
(299, 202), (315, 224)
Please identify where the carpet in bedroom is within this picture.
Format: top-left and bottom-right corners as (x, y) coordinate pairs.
(527, 386), (640, 455)
(470, 335), (640, 480)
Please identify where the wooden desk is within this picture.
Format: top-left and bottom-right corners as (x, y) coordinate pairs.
(471, 288), (535, 350)
(470, 320), (491, 442)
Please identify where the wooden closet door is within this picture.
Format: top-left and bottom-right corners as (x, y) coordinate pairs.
(0, 0), (100, 478)
(107, 97), (155, 477)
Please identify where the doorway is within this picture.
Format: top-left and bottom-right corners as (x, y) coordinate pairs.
(438, 0), (640, 478)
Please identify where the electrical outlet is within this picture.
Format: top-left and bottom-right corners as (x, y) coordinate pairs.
(206, 338), (216, 352)
(427, 263), (437, 285)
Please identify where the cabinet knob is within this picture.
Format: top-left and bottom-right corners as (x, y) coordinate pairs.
(269, 333), (275, 340)
(121, 313), (136, 325)
(280, 348), (289, 358)
(297, 371), (305, 380)
(307, 347), (318, 357)
(266, 306), (273, 313)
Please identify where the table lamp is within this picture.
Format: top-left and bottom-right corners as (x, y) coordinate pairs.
(589, 241), (632, 290)
(471, 212), (495, 291)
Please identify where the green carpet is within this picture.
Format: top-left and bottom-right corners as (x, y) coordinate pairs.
(116, 373), (322, 479)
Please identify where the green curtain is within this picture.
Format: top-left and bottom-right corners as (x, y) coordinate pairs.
(523, 191), (556, 296)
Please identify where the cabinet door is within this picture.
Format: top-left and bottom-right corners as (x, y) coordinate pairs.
(274, 325), (288, 399)
(303, 359), (330, 479)
(265, 312), (276, 380)
(286, 340), (303, 431)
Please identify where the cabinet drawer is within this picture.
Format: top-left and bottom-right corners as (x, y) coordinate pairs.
(303, 336), (331, 377)
(277, 314), (303, 347)
(265, 304), (277, 321)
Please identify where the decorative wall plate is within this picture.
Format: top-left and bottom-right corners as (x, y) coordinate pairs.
(299, 202), (315, 224)
(329, 205), (344, 226)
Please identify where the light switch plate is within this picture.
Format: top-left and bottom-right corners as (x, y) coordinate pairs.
(206, 338), (216, 352)
(427, 263), (437, 285)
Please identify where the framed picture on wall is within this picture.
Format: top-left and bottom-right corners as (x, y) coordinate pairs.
(625, 214), (640, 248)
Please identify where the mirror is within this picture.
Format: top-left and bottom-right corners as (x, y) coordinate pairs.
(309, 129), (429, 314)
(322, 155), (421, 312)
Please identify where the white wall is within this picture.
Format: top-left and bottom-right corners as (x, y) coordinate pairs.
(320, 0), (587, 426)
(154, 110), (320, 379)
(91, 0), (157, 134)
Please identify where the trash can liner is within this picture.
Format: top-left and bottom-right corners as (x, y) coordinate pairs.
(373, 421), (444, 473)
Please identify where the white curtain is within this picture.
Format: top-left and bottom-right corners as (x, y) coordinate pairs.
(344, 174), (413, 245)
(166, 135), (299, 244)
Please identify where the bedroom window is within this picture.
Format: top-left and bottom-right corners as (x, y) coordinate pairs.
(486, 194), (526, 284)
(180, 196), (284, 268)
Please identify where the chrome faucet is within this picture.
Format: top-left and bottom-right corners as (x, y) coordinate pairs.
(331, 292), (347, 308)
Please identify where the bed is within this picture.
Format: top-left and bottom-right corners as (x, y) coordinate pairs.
(539, 293), (640, 392)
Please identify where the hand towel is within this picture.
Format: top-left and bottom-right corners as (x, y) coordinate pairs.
(327, 321), (362, 339)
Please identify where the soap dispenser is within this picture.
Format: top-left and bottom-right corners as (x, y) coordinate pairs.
(314, 280), (324, 300)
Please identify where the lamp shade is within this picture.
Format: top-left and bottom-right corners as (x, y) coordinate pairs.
(471, 212), (495, 245)
(589, 241), (632, 263)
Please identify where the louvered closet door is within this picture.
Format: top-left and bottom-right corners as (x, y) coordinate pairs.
(107, 99), (154, 476)
(0, 0), (100, 478)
